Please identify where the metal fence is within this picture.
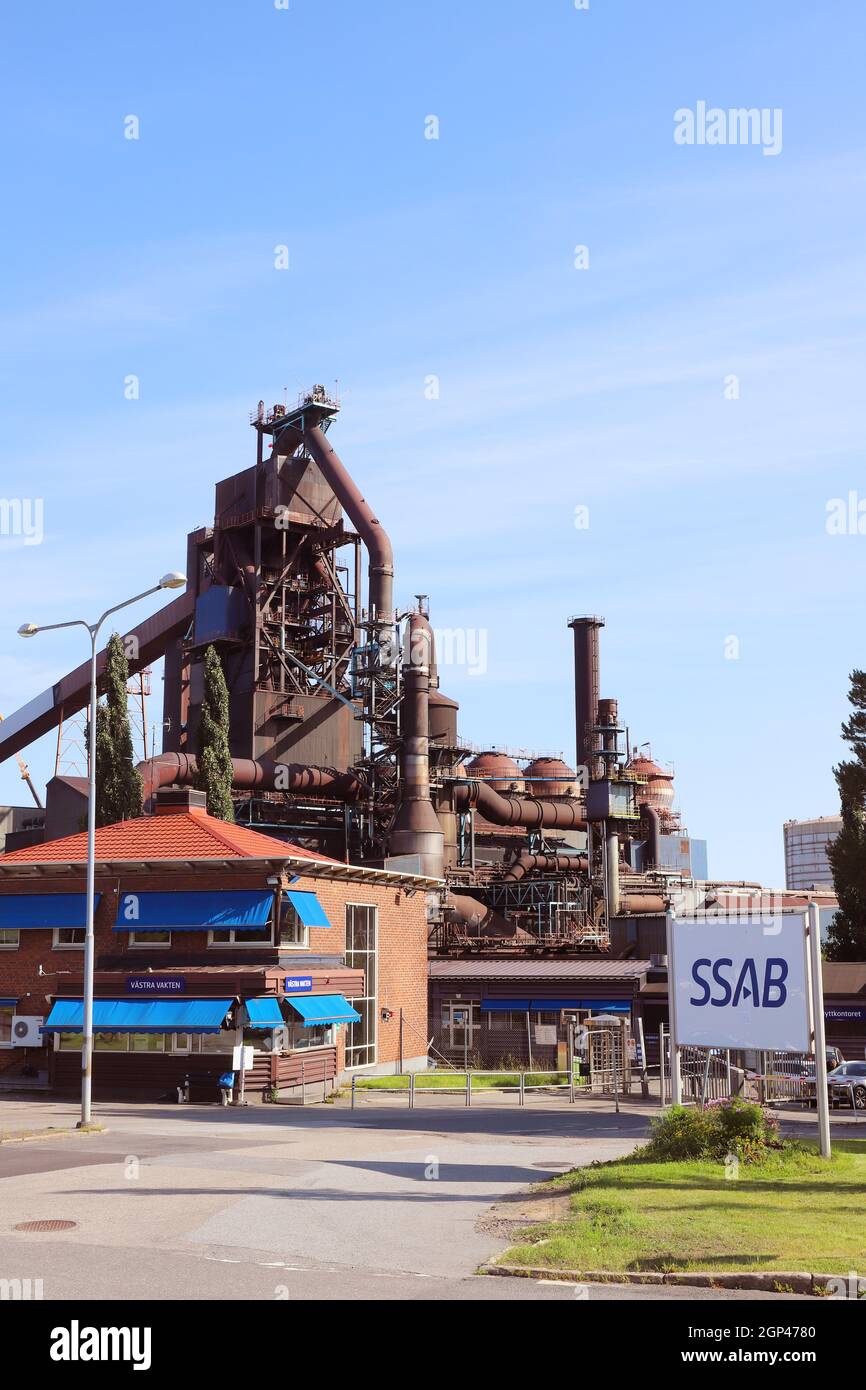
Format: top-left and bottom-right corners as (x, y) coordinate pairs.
(658, 1032), (815, 1108)
(349, 1067), (627, 1110)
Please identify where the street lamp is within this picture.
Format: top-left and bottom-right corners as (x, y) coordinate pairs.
(18, 571), (186, 1126)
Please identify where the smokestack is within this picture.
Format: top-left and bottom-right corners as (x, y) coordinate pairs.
(568, 616), (604, 783)
(389, 613), (445, 878)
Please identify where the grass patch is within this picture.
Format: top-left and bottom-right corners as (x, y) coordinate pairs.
(0, 1123), (106, 1144)
(352, 1071), (569, 1091)
(498, 1139), (866, 1275)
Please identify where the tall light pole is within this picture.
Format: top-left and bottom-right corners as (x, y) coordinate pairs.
(18, 572), (186, 1126)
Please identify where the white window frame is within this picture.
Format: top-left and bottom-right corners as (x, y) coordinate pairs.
(344, 902), (378, 1070)
(53, 1031), (213, 1055)
(128, 930), (171, 949)
(277, 900), (309, 951)
(52, 927), (85, 950)
(207, 925), (274, 948)
(0, 928), (20, 950)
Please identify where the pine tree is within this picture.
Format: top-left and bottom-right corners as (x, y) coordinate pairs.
(93, 633), (143, 827)
(195, 645), (235, 822)
(826, 670), (866, 960)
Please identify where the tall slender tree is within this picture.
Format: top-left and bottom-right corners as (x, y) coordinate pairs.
(93, 632), (143, 826)
(195, 644), (235, 821)
(826, 670), (866, 960)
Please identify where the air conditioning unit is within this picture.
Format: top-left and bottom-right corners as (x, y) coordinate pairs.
(11, 1015), (44, 1047)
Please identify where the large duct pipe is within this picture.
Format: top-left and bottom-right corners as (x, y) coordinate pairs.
(452, 779), (586, 830)
(568, 616), (604, 782)
(640, 802), (661, 870)
(302, 424), (395, 646)
(446, 892), (515, 936)
(389, 613), (445, 878)
(502, 852), (588, 882)
(139, 752), (368, 813)
(621, 893), (667, 915)
(606, 829), (621, 917)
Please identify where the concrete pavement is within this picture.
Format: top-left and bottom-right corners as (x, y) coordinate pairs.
(0, 1093), (831, 1300)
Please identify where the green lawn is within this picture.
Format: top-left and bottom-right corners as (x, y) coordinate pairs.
(352, 1071), (570, 1091)
(497, 1140), (866, 1275)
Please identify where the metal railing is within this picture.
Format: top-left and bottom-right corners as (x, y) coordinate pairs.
(349, 1066), (627, 1110)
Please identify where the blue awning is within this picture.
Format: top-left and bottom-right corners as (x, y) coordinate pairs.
(480, 999), (530, 1012)
(0, 998), (18, 1006)
(0, 894), (100, 930)
(245, 997), (284, 1029)
(40, 998), (233, 1034)
(113, 890), (273, 933)
(284, 890), (331, 928)
(285, 994), (361, 1027)
(529, 998), (631, 1014)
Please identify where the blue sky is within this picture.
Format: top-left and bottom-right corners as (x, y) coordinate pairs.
(1, 0), (864, 885)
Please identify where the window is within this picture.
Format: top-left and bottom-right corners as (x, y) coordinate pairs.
(287, 1022), (333, 1051)
(0, 928), (19, 950)
(533, 1010), (559, 1027)
(94, 1033), (129, 1052)
(53, 928), (85, 949)
(278, 901), (308, 949)
(56, 1032), (215, 1054)
(209, 926), (272, 947)
(0, 1006), (13, 1046)
(487, 1010), (524, 1031)
(128, 931), (171, 948)
(345, 903), (377, 1068)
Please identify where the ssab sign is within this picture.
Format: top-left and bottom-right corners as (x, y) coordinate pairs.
(670, 916), (811, 1052)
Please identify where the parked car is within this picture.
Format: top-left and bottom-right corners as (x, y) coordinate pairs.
(827, 1061), (866, 1110)
(796, 1048), (846, 1105)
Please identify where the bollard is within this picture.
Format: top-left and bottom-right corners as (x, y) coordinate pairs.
(409, 1072), (415, 1110)
(519, 1073), (525, 1107)
(351, 1074), (356, 1110)
(466, 1072), (471, 1107)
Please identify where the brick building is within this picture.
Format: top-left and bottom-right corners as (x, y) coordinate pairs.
(0, 789), (435, 1100)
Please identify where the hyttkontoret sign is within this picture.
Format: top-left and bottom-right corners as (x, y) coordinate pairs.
(669, 914), (811, 1052)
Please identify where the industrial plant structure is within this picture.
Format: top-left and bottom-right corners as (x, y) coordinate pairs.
(0, 388), (734, 1079)
(0, 387), (702, 942)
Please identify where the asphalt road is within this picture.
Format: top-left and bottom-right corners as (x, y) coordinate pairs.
(0, 1095), (822, 1301)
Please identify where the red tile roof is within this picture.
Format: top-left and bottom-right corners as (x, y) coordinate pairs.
(0, 811), (341, 866)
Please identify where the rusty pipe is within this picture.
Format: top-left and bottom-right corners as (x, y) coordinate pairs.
(138, 752), (369, 812)
(452, 780), (586, 830)
(620, 893), (668, 915)
(302, 424), (394, 640)
(502, 852), (588, 882)
(640, 802), (661, 869)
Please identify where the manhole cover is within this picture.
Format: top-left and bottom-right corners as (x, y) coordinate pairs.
(13, 1219), (77, 1233)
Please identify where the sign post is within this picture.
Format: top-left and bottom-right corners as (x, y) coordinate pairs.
(665, 909), (683, 1104)
(667, 908), (828, 1154)
(808, 902), (831, 1159)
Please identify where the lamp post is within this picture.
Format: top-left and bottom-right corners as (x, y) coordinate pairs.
(18, 572), (186, 1126)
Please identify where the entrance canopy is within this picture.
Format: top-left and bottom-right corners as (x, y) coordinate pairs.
(40, 998), (234, 1034)
(285, 995), (361, 1027)
(0, 894), (100, 929)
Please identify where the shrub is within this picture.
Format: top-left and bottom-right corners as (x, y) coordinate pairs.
(641, 1098), (782, 1164)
